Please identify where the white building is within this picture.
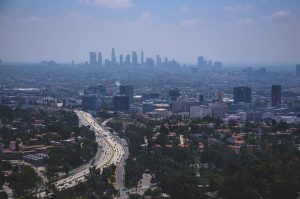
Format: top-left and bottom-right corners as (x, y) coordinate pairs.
(189, 105), (212, 119)
(209, 103), (229, 118)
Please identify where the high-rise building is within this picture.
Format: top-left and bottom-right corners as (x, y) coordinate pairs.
(233, 87), (252, 103)
(189, 105), (212, 119)
(156, 55), (161, 66)
(207, 60), (212, 67)
(125, 54), (130, 65)
(87, 85), (107, 96)
(97, 52), (102, 66)
(214, 61), (222, 68)
(89, 52), (97, 65)
(271, 85), (281, 106)
(143, 102), (154, 113)
(296, 64), (300, 77)
(113, 95), (130, 111)
(119, 85), (134, 103)
(82, 94), (98, 111)
(168, 88), (180, 103)
(132, 51), (138, 65)
(111, 48), (116, 65)
(209, 103), (229, 118)
(199, 94), (205, 104)
(104, 59), (110, 66)
(119, 54), (124, 66)
(197, 56), (204, 67)
(259, 67), (267, 75)
(146, 58), (155, 67)
(141, 51), (144, 65)
(246, 111), (262, 122)
(164, 57), (168, 63)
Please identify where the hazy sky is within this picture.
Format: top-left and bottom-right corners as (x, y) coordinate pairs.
(0, 0), (300, 65)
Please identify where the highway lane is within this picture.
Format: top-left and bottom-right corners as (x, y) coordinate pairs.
(54, 110), (125, 191)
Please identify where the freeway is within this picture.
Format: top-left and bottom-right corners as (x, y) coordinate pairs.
(54, 110), (126, 191)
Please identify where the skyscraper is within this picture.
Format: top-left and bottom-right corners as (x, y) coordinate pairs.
(89, 52), (97, 65)
(97, 52), (102, 66)
(125, 54), (130, 65)
(156, 55), (161, 66)
(146, 58), (155, 67)
(119, 85), (134, 103)
(214, 61), (222, 68)
(296, 64), (300, 77)
(197, 56), (204, 67)
(119, 54), (124, 66)
(164, 57), (168, 63)
(82, 94), (98, 111)
(271, 85), (281, 106)
(111, 48), (116, 65)
(113, 95), (130, 111)
(132, 51), (138, 65)
(141, 51), (144, 65)
(233, 87), (252, 103)
(168, 88), (180, 103)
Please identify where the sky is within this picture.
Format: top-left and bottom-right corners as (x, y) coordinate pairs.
(0, 0), (300, 65)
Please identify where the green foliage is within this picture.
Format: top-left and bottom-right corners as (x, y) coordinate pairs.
(53, 165), (117, 199)
(45, 133), (98, 177)
(128, 194), (143, 199)
(8, 165), (40, 195)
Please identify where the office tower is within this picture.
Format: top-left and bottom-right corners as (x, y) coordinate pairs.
(214, 61), (222, 68)
(82, 94), (97, 111)
(141, 51), (144, 65)
(199, 94), (205, 104)
(207, 60), (212, 67)
(209, 103), (229, 118)
(132, 51), (138, 65)
(190, 105), (212, 119)
(119, 85), (134, 103)
(97, 52), (102, 66)
(143, 102), (154, 113)
(246, 111), (262, 122)
(197, 56), (204, 67)
(164, 57), (168, 63)
(168, 88), (180, 103)
(88, 85), (107, 96)
(89, 52), (97, 65)
(233, 87), (252, 103)
(119, 54), (124, 66)
(259, 67), (266, 75)
(125, 54), (130, 65)
(104, 59), (110, 66)
(113, 95), (130, 111)
(146, 58), (155, 67)
(296, 64), (300, 77)
(150, 93), (160, 99)
(156, 55), (161, 66)
(271, 85), (281, 106)
(111, 48), (116, 65)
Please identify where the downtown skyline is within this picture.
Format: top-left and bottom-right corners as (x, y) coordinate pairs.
(0, 0), (300, 65)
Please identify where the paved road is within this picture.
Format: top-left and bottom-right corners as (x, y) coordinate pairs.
(54, 110), (126, 191)
(100, 126), (129, 199)
(116, 138), (129, 199)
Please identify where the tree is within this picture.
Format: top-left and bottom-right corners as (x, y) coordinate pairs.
(8, 165), (40, 195)
(0, 170), (5, 188)
(129, 194), (143, 199)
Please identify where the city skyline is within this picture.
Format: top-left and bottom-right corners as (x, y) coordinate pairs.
(88, 48), (222, 68)
(0, 0), (300, 64)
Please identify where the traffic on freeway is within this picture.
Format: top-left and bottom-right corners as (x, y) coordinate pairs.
(54, 110), (125, 191)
